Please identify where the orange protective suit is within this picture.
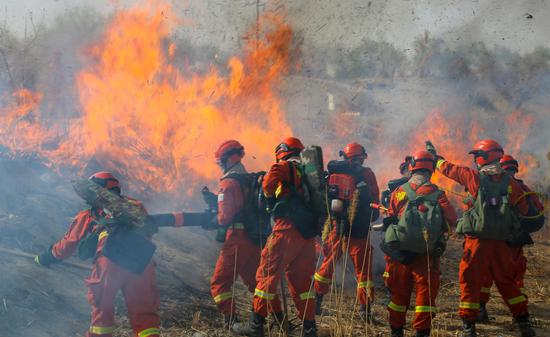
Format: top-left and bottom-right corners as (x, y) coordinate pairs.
(385, 182), (457, 331)
(479, 177), (542, 304)
(314, 167), (379, 305)
(210, 170), (261, 317)
(252, 159), (317, 321)
(437, 160), (532, 321)
(51, 208), (161, 337)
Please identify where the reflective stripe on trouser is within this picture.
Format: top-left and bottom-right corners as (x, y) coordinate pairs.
(138, 327), (161, 337)
(459, 238), (529, 321)
(211, 229), (261, 316)
(479, 246), (527, 304)
(253, 225), (317, 321)
(385, 255), (440, 331)
(86, 256), (160, 337)
(89, 326), (114, 335)
(314, 228), (374, 305)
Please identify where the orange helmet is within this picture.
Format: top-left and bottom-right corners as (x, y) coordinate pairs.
(215, 140), (244, 170)
(468, 139), (504, 166)
(89, 171), (121, 195)
(340, 142), (367, 161)
(408, 150), (436, 173)
(500, 154), (519, 173)
(275, 137), (305, 161)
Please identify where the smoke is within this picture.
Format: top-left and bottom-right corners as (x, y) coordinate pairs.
(0, 1), (549, 335)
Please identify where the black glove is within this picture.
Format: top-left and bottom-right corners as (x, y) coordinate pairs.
(382, 215), (398, 227)
(35, 247), (60, 267)
(201, 213), (219, 230)
(201, 186), (218, 212)
(426, 140), (444, 161)
(265, 196), (276, 213)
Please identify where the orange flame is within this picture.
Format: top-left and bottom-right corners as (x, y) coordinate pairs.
(0, 2), (294, 195)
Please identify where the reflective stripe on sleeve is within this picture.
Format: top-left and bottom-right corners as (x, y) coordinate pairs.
(255, 288), (276, 300)
(436, 159), (446, 170)
(138, 327), (161, 337)
(388, 301), (407, 313)
(232, 223), (245, 229)
(459, 302), (480, 310)
(415, 306), (437, 313)
(383, 271), (390, 278)
(98, 231), (109, 241)
(508, 295), (527, 305)
(213, 292), (233, 304)
(89, 325), (114, 334)
(314, 273), (331, 284)
(299, 291), (315, 300)
(275, 184), (283, 198)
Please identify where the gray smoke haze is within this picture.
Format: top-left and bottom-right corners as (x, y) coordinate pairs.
(4, 0), (550, 54)
(0, 1), (549, 336)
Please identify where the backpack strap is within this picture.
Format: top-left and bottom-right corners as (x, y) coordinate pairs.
(401, 182), (417, 201)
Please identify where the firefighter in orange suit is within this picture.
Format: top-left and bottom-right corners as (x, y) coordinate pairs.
(478, 154), (545, 324)
(210, 140), (262, 327)
(430, 139), (542, 337)
(314, 142), (380, 321)
(233, 137), (318, 337)
(383, 151), (457, 337)
(35, 172), (168, 337)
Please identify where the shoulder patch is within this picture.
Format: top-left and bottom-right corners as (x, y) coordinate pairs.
(395, 191), (407, 202)
(218, 193), (224, 202)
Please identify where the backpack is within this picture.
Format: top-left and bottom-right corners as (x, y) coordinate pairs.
(516, 180), (546, 234)
(384, 182), (444, 254)
(456, 174), (522, 240)
(223, 172), (272, 247)
(271, 161), (321, 239)
(326, 160), (374, 238)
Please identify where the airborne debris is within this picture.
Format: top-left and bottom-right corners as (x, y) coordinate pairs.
(525, 13), (533, 19)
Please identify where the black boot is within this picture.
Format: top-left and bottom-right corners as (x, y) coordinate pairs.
(224, 314), (239, 329)
(315, 293), (323, 315)
(416, 329), (430, 337)
(477, 302), (490, 323)
(231, 312), (265, 337)
(270, 311), (290, 335)
(302, 320), (318, 337)
(462, 319), (477, 337)
(359, 303), (374, 323)
(391, 326), (404, 337)
(516, 315), (536, 337)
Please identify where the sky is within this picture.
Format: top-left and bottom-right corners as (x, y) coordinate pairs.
(2, 0), (549, 55)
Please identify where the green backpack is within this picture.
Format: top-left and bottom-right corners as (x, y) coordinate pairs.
(384, 182), (444, 254)
(456, 174), (521, 240)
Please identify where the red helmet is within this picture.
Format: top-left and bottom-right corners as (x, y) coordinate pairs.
(469, 139), (504, 166)
(89, 171), (120, 194)
(275, 137), (305, 161)
(500, 154), (519, 173)
(408, 150), (436, 173)
(215, 140), (244, 169)
(340, 142), (367, 161)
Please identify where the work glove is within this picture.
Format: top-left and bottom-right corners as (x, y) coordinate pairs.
(35, 247), (60, 267)
(265, 196), (276, 213)
(425, 140), (444, 162)
(201, 214), (219, 230)
(382, 215), (398, 230)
